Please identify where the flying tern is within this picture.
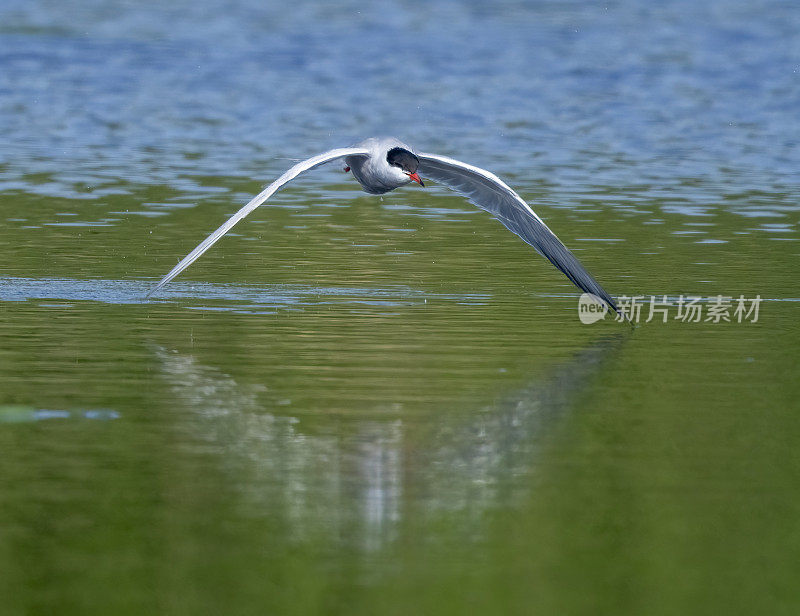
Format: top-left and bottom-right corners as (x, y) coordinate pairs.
(147, 136), (620, 314)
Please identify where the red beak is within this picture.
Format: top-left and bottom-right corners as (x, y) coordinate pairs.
(407, 172), (424, 186)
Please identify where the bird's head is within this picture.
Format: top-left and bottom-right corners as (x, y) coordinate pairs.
(387, 147), (425, 187)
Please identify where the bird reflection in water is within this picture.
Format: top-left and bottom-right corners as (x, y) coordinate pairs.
(154, 335), (623, 551)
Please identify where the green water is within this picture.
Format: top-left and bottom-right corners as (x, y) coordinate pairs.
(3, 0), (800, 612)
(2, 180), (798, 614)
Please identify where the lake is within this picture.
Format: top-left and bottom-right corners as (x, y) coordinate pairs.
(1, 0), (799, 614)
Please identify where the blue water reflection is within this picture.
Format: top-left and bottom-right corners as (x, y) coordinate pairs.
(1, 0), (798, 221)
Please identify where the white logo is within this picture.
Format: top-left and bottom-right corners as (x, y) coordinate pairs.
(578, 293), (608, 324)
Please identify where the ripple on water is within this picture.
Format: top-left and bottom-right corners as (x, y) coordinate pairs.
(0, 277), (494, 312)
(0, 406), (120, 424)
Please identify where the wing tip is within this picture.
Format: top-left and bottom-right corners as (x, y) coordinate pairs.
(144, 275), (173, 299)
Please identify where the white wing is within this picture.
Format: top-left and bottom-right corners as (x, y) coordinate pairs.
(417, 152), (619, 313)
(147, 147), (368, 297)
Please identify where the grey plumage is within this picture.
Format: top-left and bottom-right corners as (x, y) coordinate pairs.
(417, 153), (619, 313)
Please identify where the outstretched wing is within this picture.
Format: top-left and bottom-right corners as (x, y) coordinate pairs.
(147, 147), (369, 297)
(417, 152), (619, 313)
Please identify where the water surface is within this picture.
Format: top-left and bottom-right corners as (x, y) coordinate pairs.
(1, 0), (799, 614)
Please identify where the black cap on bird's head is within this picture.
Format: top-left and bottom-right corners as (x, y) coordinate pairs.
(387, 147), (424, 186)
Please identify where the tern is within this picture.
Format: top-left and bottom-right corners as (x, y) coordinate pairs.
(147, 136), (620, 314)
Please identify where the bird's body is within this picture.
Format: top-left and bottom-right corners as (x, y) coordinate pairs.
(147, 136), (621, 316)
(346, 137), (415, 194)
